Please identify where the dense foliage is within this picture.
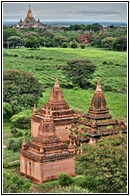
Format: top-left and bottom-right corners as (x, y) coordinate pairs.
(3, 169), (32, 193)
(3, 69), (43, 113)
(3, 102), (13, 119)
(76, 134), (127, 193)
(62, 58), (96, 88)
(58, 173), (73, 187)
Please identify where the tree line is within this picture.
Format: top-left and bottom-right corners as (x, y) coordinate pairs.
(3, 23), (127, 51)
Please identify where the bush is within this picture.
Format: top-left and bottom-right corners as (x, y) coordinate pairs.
(61, 42), (68, 48)
(3, 162), (9, 168)
(3, 170), (32, 193)
(58, 173), (73, 187)
(80, 44), (86, 49)
(70, 42), (78, 48)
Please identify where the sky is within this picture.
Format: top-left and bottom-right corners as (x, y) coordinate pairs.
(2, 2), (127, 22)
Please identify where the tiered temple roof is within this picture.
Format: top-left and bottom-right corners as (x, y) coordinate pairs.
(31, 75), (80, 141)
(39, 75), (77, 125)
(69, 77), (127, 145)
(21, 108), (75, 163)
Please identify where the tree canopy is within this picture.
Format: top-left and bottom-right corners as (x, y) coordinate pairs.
(62, 58), (96, 88)
(3, 69), (43, 113)
(7, 36), (24, 48)
(25, 36), (40, 48)
(76, 134), (127, 193)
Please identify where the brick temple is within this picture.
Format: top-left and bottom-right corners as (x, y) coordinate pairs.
(69, 77), (127, 146)
(20, 107), (75, 183)
(20, 76), (127, 182)
(78, 29), (93, 44)
(13, 4), (46, 29)
(31, 75), (80, 143)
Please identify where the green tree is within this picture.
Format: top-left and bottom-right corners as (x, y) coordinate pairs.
(91, 34), (107, 47)
(77, 134), (127, 193)
(101, 37), (116, 50)
(91, 23), (102, 32)
(7, 36), (24, 48)
(113, 36), (127, 51)
(62, 59), (96, 88)
(3, 28), (19, 48)
(25, 36), (40, 48)
(53, 35), (68, 47)
(3, 69), (43, 113)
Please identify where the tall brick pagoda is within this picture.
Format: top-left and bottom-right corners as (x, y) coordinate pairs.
(70, 77), (127, 146)
(13, 4), (46, 29)
(31, 75), (79, 142)
(20, 108), (75, 183)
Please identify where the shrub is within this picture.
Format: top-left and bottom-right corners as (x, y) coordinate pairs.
(3, 162), (9, 168)
(3, 170), (32, 193)
(58, 173), (73, 187)
(80, 44), (86, 49)
(70, 42), (78, 48)
(61, 42), (68, 48)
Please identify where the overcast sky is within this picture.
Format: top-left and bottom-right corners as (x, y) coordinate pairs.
(2, 2), (127, 22)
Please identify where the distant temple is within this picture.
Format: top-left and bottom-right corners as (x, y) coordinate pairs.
(13, 4), (46, 29)
(78, 29), (93, 44)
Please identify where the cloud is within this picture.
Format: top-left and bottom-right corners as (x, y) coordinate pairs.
(67, 10), (121, 16)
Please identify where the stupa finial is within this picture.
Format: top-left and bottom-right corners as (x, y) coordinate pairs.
(54, 74), (59, 86)
(96, 77), (102, 92)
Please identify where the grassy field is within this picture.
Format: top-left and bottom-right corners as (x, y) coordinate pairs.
(3, 47), (127, 92)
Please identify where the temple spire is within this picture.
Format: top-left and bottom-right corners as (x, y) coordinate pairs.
(96, 77), (102, 92)
(54, 74), (59, 86)
(27, 4), (33, 18)
(33, 104), (37, 115)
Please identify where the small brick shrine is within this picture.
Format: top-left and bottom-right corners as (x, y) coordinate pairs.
(20, 108), (75, 183)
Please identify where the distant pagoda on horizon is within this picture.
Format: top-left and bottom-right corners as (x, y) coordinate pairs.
(13, 4), (46, 29)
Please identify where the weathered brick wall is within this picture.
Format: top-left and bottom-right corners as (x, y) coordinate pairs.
(31, 120), (39, 137)
(20, 154), (42, 182)
(31, 120), (71, 142)
(41, 157), (75, 182)
(20, 153), (75, 183)
(55, 124), (71, 142)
